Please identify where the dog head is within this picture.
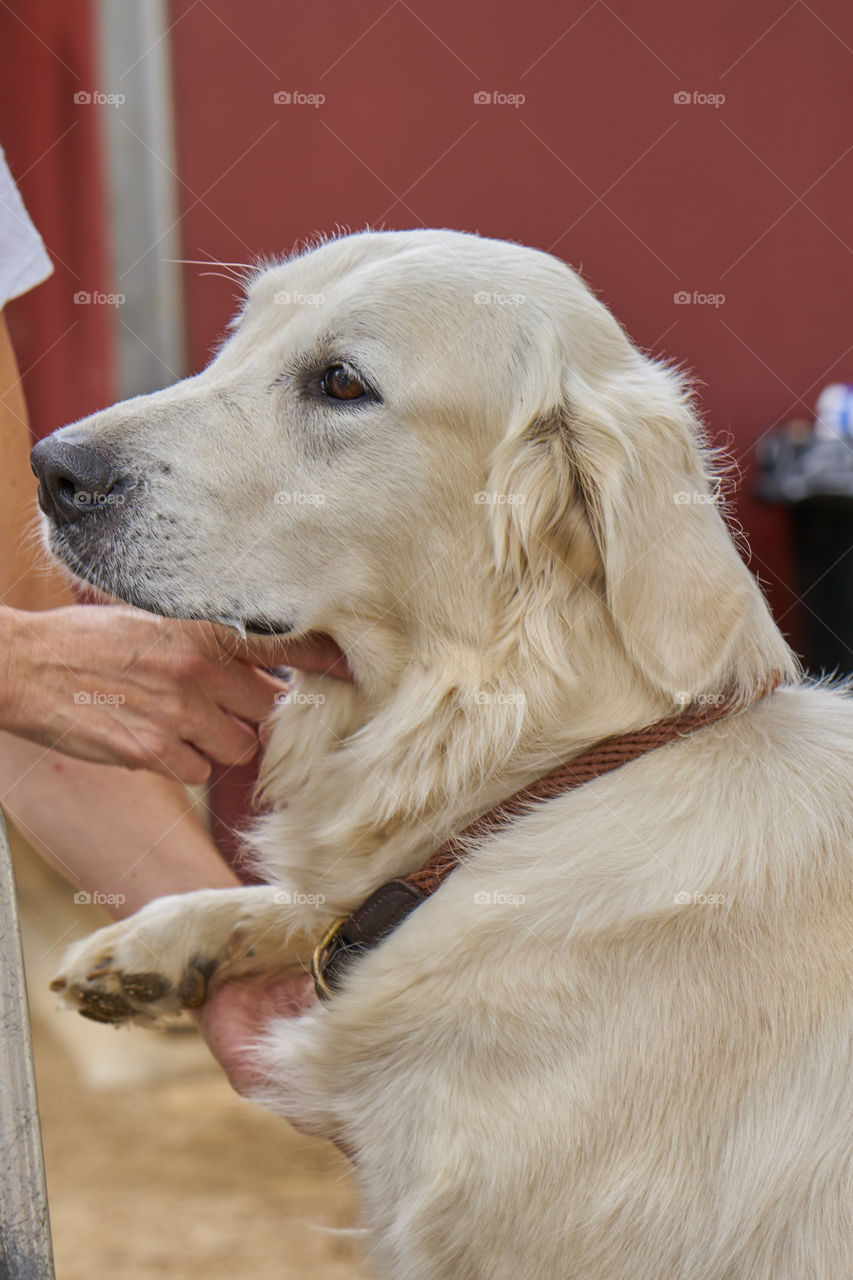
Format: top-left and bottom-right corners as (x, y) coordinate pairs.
(32, 229), (791, 702)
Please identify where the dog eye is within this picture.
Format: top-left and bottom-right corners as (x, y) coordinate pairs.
(320, 363), (366, 401)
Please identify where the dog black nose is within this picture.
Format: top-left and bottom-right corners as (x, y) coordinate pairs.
(30, 437), (127, 524)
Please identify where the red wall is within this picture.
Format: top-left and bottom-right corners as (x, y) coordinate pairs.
(167, 0), (853, 642)
(0, 0), (116, 436)
(3, 0), (852, 851)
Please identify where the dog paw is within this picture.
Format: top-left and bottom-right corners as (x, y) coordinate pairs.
(49, 899), (224, 1027)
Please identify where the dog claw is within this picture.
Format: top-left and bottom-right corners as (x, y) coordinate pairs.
(177, 959), (217, 1009)
(71, 985), (134, 1023)
(78, 1007), (119, 1024)
(49, 976), (67, 993)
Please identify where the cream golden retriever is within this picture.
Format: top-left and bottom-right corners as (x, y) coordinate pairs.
(35, 230), (853, 1279)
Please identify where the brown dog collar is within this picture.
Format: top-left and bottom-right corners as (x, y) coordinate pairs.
(312, 677), (781, 999)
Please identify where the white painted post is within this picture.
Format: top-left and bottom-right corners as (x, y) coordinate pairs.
(0, 811), (55, 1278)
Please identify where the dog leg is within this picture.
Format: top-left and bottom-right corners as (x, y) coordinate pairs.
(49, 886), (311, 1027)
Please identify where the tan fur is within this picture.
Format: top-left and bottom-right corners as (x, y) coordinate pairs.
(49, 231), (853, 1279)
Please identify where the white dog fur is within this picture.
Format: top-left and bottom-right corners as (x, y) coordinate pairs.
(46, 230), (853, 1279)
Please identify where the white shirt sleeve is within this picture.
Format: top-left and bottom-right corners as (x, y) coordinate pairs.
(0, 146), (53, 309)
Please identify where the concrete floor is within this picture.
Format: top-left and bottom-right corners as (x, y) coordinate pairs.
(13, 834), (373, 1280)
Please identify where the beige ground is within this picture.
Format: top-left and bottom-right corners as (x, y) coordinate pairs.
(13, 836), (373, 1280)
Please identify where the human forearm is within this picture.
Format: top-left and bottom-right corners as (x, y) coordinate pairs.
(0, 731), (239, 917)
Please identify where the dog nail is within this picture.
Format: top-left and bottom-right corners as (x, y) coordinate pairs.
(72, 986), (133, 1023)
(177, 959), (216, 1009)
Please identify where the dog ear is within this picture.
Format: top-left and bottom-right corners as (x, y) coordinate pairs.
(485, 402), (603, 674)
(487, 357), (778, 699)
(570, 368), (758, 698)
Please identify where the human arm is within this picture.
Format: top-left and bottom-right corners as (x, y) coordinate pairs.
(0, 736), (240, 915)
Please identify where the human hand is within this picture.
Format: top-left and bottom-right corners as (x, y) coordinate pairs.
(197, 973), (317, 1096)
(0, 604), (303, 784)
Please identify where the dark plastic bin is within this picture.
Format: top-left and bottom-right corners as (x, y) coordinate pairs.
(756, 432), (853, 676)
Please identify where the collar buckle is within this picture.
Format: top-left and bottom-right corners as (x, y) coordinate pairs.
(311, 916), (349, 1001)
